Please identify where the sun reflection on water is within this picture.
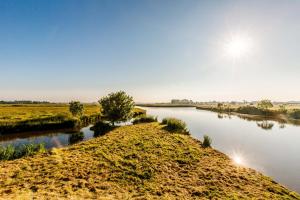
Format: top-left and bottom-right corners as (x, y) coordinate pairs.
(231, 152), (246, 166)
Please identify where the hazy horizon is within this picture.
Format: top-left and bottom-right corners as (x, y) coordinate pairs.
(1, 0), (299, 102)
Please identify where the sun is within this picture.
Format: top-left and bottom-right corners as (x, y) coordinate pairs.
(224, 34), (253, 60)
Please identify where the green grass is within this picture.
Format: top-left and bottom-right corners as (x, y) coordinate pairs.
(0, 104), (145, 134)
(0, 123), (298, 199)
(0, 143), (46, 161)
(132, 115), (158, 124)
(161, 117), (189, 134)
(202, 135), (212, 148)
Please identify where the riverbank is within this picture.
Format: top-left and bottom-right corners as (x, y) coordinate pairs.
(0, 104), (145, 134)
(0, 123), (298, 199)
(196, 104), (300, 125)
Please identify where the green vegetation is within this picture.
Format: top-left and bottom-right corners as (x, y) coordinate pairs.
(162, 117), (189, 134)
(69, 132), (84, 144)
(0, 143), (46, 161)
(69, 101), (84, 117)
(257, 99), (274, 111)
(197, 100), (300, 122)
(91, 121), (115, 137)
(288, 109), (300, 119)
(99, 91), (135, 125)
(132, 115), (158, 124)
(0, 104), (145, 134)
(202, 135), (212, 148)
(0, 123), (298, 199)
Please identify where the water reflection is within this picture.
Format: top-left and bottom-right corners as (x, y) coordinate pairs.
(233, 155), (244, 165)
(279, 123), (286, 129)
(144, 107), (300, 192)
(69, 132), (84, 144)
(0, 126), (93, 149)
(256, 121), (274, 130)
(217, 113), (232, 119)
(216, 112), (283, 130)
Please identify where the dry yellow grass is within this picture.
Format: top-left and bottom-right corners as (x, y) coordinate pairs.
(0, 104), (145, 123)
(0, 104), (100, 123)
(0, 123), (298, 199)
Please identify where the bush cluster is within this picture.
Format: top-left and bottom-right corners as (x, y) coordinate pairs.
(91, 121), (115, 137)
(69, 132), (84, 144)
(162, 118), (189, 134)
(288, 109), (300, 119)
(132, 115), (157, 124)
(0, 143), (46, 161)
(236, 106), (266, 115)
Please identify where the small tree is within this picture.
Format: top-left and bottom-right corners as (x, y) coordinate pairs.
(69, 101), (84, 117)
(98, 91), (134, 125)
(257, 100), (273, 111)
(279, 104), (287, 113)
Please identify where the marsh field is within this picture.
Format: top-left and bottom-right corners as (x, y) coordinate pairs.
(0, 104), (145, 134)
(0, 102), (300, 198)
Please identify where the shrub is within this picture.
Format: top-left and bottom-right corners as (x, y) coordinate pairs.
(0, 143), (46, 161)
(257, 100), (273, 111)
(69, 101), (84, 117)
(91, 121), (115, 137)
(132, 115), (157, 124)
(236, 106), (266, 115)
(202, 135), (212, 148)
(279, 104), (287, 113)
(98, 91), (134, 125)
(288, 109), (300, 119)
(69, 132), (84, 144)
(161, 118), (170, 125)
(162, 118), (189, 134)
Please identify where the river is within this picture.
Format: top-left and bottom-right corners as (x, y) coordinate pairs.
(144, 107), (300, 193)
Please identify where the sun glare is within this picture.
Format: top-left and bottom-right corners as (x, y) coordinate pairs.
(233, 155), (243, 165)
(224, 34), (253, 60)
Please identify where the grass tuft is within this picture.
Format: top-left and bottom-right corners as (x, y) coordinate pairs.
(202, 135), (212, 148)
(0, 143), (46, 161)
(161, 118), (189, 134)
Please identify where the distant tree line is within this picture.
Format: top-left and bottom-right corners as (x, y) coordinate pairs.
(0, 100), (51, 104)
(171, 99), (194, 104)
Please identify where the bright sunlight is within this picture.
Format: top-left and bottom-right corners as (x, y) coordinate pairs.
(233, 155), (244, 165)
(224, 34), (253, 60)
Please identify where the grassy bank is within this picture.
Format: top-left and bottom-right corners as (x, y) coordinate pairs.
(0, 104), (145, 134)
(196, 104), (300, 122)
(0, 123), (298, 199)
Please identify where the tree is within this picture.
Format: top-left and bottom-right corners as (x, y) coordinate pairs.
(257, 100), (273, 111)
(279, 104), (287, 113)
(98, 91), (134, 125)
(69, 101), (84, 117)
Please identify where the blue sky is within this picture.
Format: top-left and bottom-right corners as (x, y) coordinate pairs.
(0, 0), (299, 102)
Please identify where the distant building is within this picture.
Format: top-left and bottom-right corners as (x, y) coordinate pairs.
(171, 99), (194, 104)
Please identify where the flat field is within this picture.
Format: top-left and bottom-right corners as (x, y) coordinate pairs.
(0, 104), (99, 123)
